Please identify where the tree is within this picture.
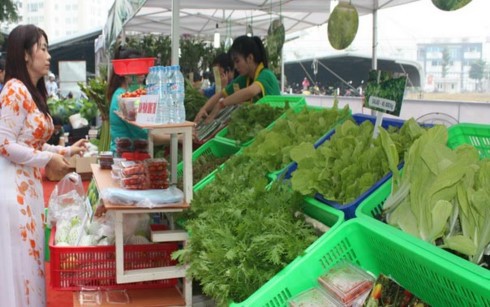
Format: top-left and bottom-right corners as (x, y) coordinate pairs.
(469, 59), (486, 92)
(441, 47), (451, 78)
(0, 0), (19, 23)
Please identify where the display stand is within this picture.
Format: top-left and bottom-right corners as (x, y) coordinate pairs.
(90, 118), (194, 306)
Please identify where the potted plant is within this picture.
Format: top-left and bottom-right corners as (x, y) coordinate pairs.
(78, 77), (110, 151)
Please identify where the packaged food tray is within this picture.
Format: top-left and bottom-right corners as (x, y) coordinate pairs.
(355, 176), (490, 282)
(282, 113), (409, 219)
(230, 218), (490, 307)
(447, 122), (490, 158)
(49, 226), (179, 291)
(215, 95), (307, 147)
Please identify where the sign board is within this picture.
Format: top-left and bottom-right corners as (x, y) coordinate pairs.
(136, 95), (158, 124)
(364, 70), (407, 117)
(59, 61), (86, 98)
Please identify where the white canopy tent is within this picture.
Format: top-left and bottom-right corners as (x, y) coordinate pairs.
(100, 0), (422, 66)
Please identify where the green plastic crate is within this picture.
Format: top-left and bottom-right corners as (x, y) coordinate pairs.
(215, 95), (307, 147)
(355, 177), (490, 282)
(448, 123), (490, 158)
(176, 138), (240, 189)
(230, 218), (490, 307)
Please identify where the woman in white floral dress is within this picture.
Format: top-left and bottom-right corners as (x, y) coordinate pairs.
(0, 25), (87, 306)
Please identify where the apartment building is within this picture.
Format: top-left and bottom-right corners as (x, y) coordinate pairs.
(12, 0), (113, 41)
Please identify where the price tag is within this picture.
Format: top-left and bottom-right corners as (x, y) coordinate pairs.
(136, 94), (158, 124)
(364, 70), (407, 116)
(368, 96), (396, 112)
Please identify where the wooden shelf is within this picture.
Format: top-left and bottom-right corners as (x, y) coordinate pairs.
(90, 164), (189, 210)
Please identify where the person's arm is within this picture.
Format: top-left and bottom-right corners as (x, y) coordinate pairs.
(204, 82), (261, 123)
(193, 90), (223, 123)
(0, 80), (71, 177)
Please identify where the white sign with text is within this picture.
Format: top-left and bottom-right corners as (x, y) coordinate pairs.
(136, 95), (158, 124)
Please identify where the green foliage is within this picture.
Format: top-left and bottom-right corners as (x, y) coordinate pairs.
(290, 118), (425, 205)
(126, 34), (172, 65)
(243, 104), (352, 173)
(0, 0), (19, 23)
(47, 97), (82, 125)
(225, 103), (287, 144)
(79, 98), (98, 124)
(78, 77), (110, 151)
(469, 59), (485, 81)
(175, 104), (351, 305)
(184, 79), (207, 121)
(177, 158), (317, 305)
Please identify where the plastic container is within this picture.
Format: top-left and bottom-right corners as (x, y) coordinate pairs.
(215, 95), (307, 147)
(118, 97), (140, 121)
(112, 57), (156, 75)
(176, 138), (241, 188)
(282, 113), (410, 219)
(287, 287), (339, 307)
(49, 226), (179, 291)
(447, 122), (490, 158)
(317, 261), (374, 305)
(355, 176), (490, 282)
(230, 218), (490, 307)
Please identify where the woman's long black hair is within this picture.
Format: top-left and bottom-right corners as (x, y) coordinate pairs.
(5, 24), (50, 115)
(229, 35), (269, 68)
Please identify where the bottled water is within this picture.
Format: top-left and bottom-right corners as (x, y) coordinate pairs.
(157, 66), (170, 123)
(167, 65), (186, 123)
(145, 66), (156, 95)
(175, 66), (186, 122)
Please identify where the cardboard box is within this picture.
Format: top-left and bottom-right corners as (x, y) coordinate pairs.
(69, 155), (97, 180)
(44, 156), (97, 182)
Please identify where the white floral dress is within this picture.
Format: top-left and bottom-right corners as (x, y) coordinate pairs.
(0, 79), (70, 306)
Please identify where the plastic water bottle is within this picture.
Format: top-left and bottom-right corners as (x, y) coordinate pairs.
(158, 66), (170, 123)
(174, 66), (186, 122)
(167, 65), (185, 123)
(145, 66), (156, 95)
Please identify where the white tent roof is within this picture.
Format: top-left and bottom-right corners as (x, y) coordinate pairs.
(103, 0), (422, 49)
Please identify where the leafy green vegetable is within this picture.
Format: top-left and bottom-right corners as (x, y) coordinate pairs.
(225, 103), (287, 144)
(175, 103), (352, 305)
(290, 118), (424, 205)
(384, 125), (490, 265)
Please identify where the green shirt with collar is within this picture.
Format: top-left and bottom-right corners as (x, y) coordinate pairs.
(223, 62), (280, 102)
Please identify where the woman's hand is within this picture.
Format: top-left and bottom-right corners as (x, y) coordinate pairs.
(204, 100), (224, 124)
(194, 108), (209, 123)
(45, 153), (72, 179)
(69, 138), (88, 156)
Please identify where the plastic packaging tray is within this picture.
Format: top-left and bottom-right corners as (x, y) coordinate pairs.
(230, 218), (490, 307)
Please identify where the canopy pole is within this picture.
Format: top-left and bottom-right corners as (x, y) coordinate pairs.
(171, 0), (180, 65)
(372, 6), (378, 70)
(371, 5), (378, 115)
(281, 47), (285, 93)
